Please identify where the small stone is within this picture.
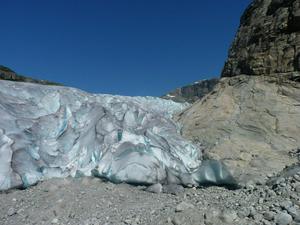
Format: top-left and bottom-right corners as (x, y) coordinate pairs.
(274, 212), (293, 225)
(287, 207), (300, 221)
(276, 178), (286, 185)
(167, 217), (172, 223)
(280, 201), (293, 210)
(175, 201), (194, 212)
(7, 208), (16, 216)
(238, 208), (251, 218)
(263, 211), (275, 221)
(204, 209), (221, 222)
(280, 182), (287, 187)
(163, 184), (185, 195)
(145, 183), (162, 193)
(219, 210), (238, 223)
(249, 206), (257, 218)
(51, 218), (59, 224)
(253, 213), (263, 222)
(123, 219), (132, 224)
(172, 216), (183, 225)
(294, 174), (300, 182)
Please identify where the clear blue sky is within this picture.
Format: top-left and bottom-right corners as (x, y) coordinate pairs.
(0, 0), (251, 96)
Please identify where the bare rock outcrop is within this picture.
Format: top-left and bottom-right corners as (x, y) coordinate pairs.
(178, 75), (300, 184)
(177, 0), (300, 184)
(162, 78), (219, 103)
(222, 0), (300, 79)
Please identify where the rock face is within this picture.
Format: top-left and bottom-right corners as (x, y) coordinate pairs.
(162, 78), (219, 103)
(178, 75), (300, 184)
(0, 65), (61, 86)
(222, 0), (300, 79)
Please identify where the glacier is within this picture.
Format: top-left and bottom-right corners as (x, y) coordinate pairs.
(0, 80), (236, 191)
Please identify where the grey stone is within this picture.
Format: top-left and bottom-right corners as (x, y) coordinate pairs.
(274, 212), (293, 225)
(287, 207), (300, 222)
(238, 208), (251, 218)
(145, 183), (163, 194)
(7, 208), (16, 216)
(172, 216), (183, 225)
(280, 201), (293, 210)
(219, 210), (238, 223)
(263, 211), (275, 221)
(204, 209), (221, 223)
(294, 184), (300, 192)
(163, 184), (185, 195)
(51, 218), (59, 224)
(175, 201), (194, 212)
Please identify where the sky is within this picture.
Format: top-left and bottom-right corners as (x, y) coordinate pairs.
(0, 0), (251, 96)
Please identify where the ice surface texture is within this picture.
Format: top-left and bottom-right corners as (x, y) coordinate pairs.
(0, 81), (236, 190)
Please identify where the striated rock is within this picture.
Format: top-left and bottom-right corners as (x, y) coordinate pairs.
(222, 0), (300, 79)
(177, 75), (300, 184)
(162, 78), (219, 103)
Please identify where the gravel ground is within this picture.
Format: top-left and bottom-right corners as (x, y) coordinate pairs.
(0, 169), (299, 225)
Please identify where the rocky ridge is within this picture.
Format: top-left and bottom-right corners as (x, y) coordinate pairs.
(0, 65), (61, 86)
(162, 78), (219, 103)
(222, 0), (300, 79)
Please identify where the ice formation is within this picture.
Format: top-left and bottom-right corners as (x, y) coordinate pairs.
(0, 80), (236, 190)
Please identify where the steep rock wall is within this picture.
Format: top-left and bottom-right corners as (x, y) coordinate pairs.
(222, 0), (300, 78)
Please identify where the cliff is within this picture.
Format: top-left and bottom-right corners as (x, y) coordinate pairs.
(222, 0), (300, 79)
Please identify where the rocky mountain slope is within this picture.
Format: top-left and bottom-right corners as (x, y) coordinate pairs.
(222, 0), (300, 78)
(162, 78), (219, 103)
(178, 0), (300, 185)
(0, 65), (61, 86)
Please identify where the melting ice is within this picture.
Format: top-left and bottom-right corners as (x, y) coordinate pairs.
(0, 80), (235, 190)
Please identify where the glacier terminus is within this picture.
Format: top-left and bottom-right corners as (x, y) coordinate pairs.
(0, 80), (235, 190)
